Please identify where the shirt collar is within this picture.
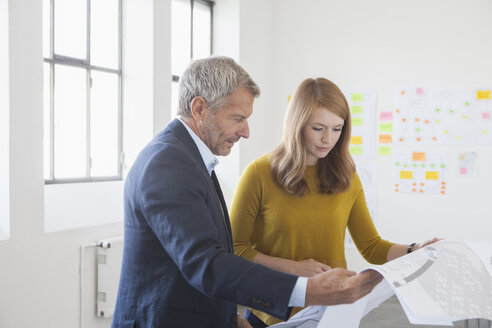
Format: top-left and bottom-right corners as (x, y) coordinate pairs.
(178, 117), (219, 175)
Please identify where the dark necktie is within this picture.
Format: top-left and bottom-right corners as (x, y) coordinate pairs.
(211, 170), (229, 221)
(210, 170), (233, 252)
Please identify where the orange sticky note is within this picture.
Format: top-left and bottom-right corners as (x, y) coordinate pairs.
(351, 136), (363, 145)
(425, 171), (439, 180)
(400, 171), (413, 179)
(379, 134), (392, 143)
(477, 90), (491, 100)
(412, 152), (426, 161)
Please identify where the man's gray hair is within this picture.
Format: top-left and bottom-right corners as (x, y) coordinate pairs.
(177, 56), (261, 117)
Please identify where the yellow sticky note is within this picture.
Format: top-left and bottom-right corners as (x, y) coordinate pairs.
(425, 171), (439, 180)
(400, 171), (413, 179)
(287, 95), (292, 103)
(412, 152), (426, 161)
(352, 117), (364, 126)
(351, 93), (364, 103)
(477, 90), (491, 100)
(351, 136), (363, 145)
(349, 146), (363, 155)
(379, 134), (392, 143)
(378, 146), (392, 156)
(379, 123), (393, 133)
(351, 105), (364, 114)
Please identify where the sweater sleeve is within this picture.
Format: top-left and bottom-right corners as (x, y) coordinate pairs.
(230, 160), (263, 262)
(347, 174), (394, 264)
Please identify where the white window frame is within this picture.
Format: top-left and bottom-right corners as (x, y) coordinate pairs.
(43, 0), (123, 184)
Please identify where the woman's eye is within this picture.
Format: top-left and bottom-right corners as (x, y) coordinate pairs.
(313, 127), (322, 131)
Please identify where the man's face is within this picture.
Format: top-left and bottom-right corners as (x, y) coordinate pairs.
(198, 87), (254, 156)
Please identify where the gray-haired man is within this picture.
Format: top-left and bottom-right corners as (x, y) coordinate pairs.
(112, 56), (382, 328)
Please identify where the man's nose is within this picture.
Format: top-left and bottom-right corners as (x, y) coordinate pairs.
(239, 120), (250, 139)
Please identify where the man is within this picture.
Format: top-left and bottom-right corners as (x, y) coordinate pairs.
(112, 56), (382, 328)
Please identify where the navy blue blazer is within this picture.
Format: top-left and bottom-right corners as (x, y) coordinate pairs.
(112, 119), (297, 328)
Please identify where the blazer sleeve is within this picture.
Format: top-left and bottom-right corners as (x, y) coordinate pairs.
(136, 144), (297, 320)
(347, 173), (394, 264)
(230, 161), (263, 261)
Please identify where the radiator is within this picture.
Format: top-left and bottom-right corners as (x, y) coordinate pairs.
(96, 237), (124, 318)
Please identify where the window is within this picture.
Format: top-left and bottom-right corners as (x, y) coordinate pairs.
(43, 0), (122, 183)
(171, 0), (213, 116)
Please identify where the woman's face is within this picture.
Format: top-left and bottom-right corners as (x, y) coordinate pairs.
(301, 107), (344, 165)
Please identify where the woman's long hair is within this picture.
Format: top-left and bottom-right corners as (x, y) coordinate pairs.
(270, 78), (355, 196)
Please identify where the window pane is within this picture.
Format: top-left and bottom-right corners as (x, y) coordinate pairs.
(43, 63), (51, 180)
(192, 1), (211, 60)
(172, 0), (191, 77)
(54, 64), (87, 178)
(91, 0), (119, 69)
(171, 81), (179, 117)
(43, 0), (51, 58)
(90, 71), (119, 177)
(54, 0), (87, 59)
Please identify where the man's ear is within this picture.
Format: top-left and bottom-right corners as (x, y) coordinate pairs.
(190, 96), (207, 120)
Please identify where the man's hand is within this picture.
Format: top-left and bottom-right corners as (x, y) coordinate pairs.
(237, 315), (253, 328)
(294, 259), (331, 277)
(305, 268), (382, 306)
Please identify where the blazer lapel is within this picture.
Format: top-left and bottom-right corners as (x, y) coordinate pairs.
(166, 119), (234, 253)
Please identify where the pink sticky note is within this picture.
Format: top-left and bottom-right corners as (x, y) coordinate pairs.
(380, 111), (393, 121)
(482, 112), (490, 120)
(460, 167), (468, 175)
(416, 87), (424, 95)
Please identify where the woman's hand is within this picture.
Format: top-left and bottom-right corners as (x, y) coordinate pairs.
(294, 259), (331, 277)
(413, 237), (442, 252)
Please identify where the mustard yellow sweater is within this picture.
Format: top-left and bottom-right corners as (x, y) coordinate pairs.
(230, 155), (394, 325)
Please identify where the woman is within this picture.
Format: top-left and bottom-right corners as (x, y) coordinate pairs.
(230, 78), (438, 327)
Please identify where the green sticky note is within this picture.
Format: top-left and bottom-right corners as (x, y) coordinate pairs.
(412, 163), (417, 167)
(435, 108), (440, 112)
(351, 105), (364, 114)
(349, 146), (363, 155)
(352, 117), (364, 126)
(351, 93), (364, 103)
(421, 163), (426, 167)
(395, 162), (400, 166)
(403, 164), (408, 168)
(430, 164), (436, 168)
(378, 146), (392, 156)
(379, 123), (393, 132)
(440, 164), (446, 168)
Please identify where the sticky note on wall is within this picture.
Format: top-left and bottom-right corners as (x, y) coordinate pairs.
(351, 105), (364, 114)
(379, 123), (393, 132)
(412, 152), (426, 161)
(351, 136), (363, 145)
(349, 146), (363, 155)
(400, 171), (413, 179)
(379, 111), (393, 121)
(477, 90), (491, 100)
(351, 94), (364, 102)
(425, 171), (439, 180)
(352, 117), (364, 126)
(379, 134), (392, 143)
(378, 146), (392, 156)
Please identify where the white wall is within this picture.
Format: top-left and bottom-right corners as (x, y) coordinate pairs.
(0, 0), (9, 240)
(271, 0), (492, 270)
(0, 0), (171, 327)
